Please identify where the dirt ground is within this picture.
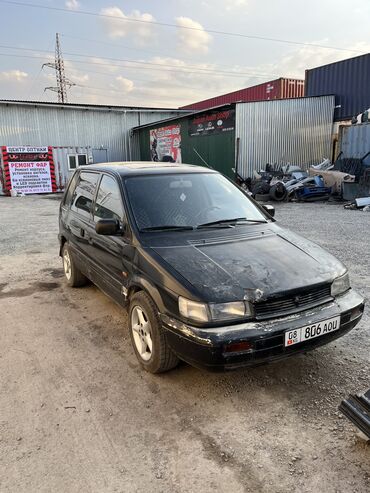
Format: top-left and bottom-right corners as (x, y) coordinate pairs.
(0, 195), (369, 493)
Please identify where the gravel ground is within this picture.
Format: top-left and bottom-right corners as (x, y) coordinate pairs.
(0, 195), (369, 493)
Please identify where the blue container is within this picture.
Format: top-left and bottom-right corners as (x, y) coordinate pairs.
(305, 54), (370, 121)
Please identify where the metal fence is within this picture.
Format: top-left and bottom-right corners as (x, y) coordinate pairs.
(340, 123), (370, 165)
(235, 96), (335, 177)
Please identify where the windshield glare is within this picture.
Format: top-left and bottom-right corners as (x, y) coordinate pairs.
(124, 172), (267, 230)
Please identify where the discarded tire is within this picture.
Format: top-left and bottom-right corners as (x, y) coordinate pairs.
(251, 181), (270, 196)
(269, 182), (287, 201)
(255, 193), (270, 202)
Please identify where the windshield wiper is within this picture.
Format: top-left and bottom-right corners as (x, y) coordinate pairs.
(197, 217), (267, 229)
(140, 225), (194, 232)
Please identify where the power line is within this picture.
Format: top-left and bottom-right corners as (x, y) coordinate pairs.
(69, 67), (216, 93)
(0, 43), (282, 78)
(0, 52), (286, 80)
(59, 33), (271, 73)
(0, 51), (270, 79)
(0, 0), (364, 54)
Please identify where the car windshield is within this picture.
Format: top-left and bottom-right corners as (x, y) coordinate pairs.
(124, 172), (268, 231)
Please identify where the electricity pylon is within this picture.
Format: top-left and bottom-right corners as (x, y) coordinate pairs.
(43, 33), (75, 103)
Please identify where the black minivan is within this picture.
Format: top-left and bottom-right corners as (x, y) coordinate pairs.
(59, 162), (364, 373)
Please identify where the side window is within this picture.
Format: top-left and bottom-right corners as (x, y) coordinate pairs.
(63, 171), (79, 206)
(94, 175), (124, 223)
(71, 172), (99, 219)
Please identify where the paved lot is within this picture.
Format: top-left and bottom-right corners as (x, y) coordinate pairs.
(0, 195), (369, 493)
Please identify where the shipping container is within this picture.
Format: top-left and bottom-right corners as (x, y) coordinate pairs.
(305, 54), (370, 121)
(179, 78), (305, 111)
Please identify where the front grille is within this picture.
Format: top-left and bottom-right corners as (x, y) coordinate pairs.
(255, 284), (333, 320)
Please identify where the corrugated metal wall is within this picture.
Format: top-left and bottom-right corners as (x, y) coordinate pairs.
(180, 78), (305, 111)
(235, 96), (335, 177)
(0, 103), (184, 162)
(305, 54), (370, 121)
(339, 123), (370, 165)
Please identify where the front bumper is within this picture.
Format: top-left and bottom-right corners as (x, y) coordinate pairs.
(161, 289), (365, 371)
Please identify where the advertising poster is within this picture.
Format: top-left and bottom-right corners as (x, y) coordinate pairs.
(189, 109), (235, 137)
(150, 124), (181, 163)
(1, 146), (57, 195)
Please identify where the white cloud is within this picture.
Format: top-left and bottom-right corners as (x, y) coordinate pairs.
(114, 76), (134, 92)
(0, 70), (28, 82)
(258, 41), (370, 79)
(65, 0), (80, 11)
(226, 0), (247, 9)
(100, 7), (156, 45)
(201, 0), (247, 11)
(175, 17), (212, 55)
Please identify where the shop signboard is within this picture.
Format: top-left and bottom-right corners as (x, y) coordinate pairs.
(149, 124), (181, 163)
(1, 146), (57, 194)
(189, 109), (235, 137)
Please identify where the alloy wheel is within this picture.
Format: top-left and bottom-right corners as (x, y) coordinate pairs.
(131, 306), (153, 361)
(63, 248), (72, 280)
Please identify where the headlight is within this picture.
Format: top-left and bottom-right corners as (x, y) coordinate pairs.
(209, 301), (252, 321)
(331, 272), (350, 297)
(178, 297), (209, 322)
(178, 297), (252, 323)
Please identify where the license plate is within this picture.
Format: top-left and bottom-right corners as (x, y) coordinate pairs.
(284, 315), (341, 347)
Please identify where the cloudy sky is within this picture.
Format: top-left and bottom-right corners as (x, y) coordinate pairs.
(0, 0), (369, 108)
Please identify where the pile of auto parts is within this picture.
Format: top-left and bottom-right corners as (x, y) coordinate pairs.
(339, 388), (370, 439)
(344, 196), (370, 210)
(284, 175), (331, 202)
(249, 161), (332, 202)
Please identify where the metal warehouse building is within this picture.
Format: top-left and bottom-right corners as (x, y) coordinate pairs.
(0, 100), (187, 194)
(133, 96), (335, 179)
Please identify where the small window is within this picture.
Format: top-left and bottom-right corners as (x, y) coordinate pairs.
(94, 175), (124, 223)
(78, 154), (87, 166)
(71, 172), (99, 218)
(68, 154), (88, 171)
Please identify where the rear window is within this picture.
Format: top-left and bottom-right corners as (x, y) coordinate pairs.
(70, 172), (99, 218)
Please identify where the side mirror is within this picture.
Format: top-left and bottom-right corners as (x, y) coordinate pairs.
(262, 204), (275, 217)
(95, 219), (120, 235)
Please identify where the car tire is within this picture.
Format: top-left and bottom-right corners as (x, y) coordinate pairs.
(269, 182), (287, 201)
(62, 242), (88, 287)
(129, 291), (179, 373)
(255, 193), (270, 202)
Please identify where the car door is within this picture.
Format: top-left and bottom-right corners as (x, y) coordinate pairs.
(89, 173), (134, 306)
(67, 171), (100, 275)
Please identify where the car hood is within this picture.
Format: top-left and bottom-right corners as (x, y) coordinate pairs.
(151, 226), (346, 302)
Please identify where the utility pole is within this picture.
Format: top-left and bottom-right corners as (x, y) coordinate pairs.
(43, 33), (75, 103)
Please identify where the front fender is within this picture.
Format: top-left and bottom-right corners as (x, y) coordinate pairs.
(128, 275), (168, 314)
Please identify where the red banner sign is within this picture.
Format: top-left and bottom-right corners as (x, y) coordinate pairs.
(1, 146), (57, 195)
